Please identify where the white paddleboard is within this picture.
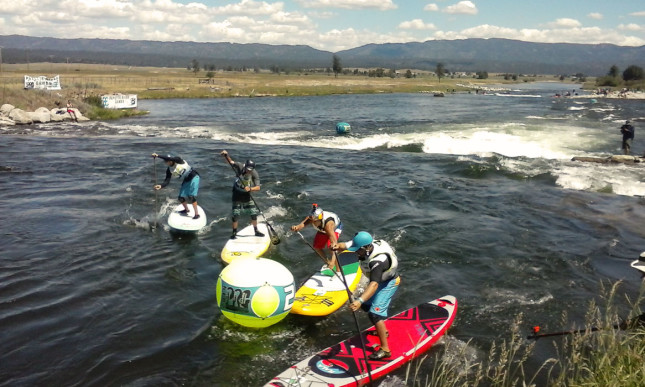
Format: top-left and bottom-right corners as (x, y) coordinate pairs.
(630, 259), (645, 274)
(221, 223), (271, 263)
(167, 203), (207, 232)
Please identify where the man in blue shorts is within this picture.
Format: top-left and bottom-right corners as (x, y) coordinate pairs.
(220, 150), (264, 239)
(152, 153), (201, 219)
(333, 231), (400, 360)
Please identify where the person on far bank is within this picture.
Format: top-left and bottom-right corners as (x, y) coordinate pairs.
(152, 153), (201, 219)
(332, 231), (400, 360)
(220, 150), (264, 239)
(291, 204), (343, 272)
(620, 120), (635, 155)
(66, 100), (78, 122)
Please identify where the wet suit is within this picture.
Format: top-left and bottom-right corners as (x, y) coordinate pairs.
(621, 122), (635, 155)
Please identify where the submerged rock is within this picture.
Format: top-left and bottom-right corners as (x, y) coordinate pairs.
(572, 155), (644, 164)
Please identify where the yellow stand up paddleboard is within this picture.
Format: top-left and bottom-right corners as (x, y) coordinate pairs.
(291, 251), (363, 316)
(221, 223), (271, 264)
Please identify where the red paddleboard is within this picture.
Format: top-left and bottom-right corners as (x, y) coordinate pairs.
(264, 295), (457, 387)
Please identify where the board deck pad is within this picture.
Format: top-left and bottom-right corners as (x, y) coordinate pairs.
(291, 251), (363, 316)
(221, 223), (271, 263)
(167, 204), (207, 232)
(266, 295), (457, 387)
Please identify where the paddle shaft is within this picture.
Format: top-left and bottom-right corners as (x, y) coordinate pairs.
(527, 313), (645, 340)
(222, 154), (280, 244)
(153, 156), (159, 227)
(295, 231), (374, 386)
(527, 326), (602, 340)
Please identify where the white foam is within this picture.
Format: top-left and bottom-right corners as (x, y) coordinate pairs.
(198, 216), (228, 235)
(555, 163), (645, 196)
(422, 130), (572, 159)
(265, 190), (284, 200)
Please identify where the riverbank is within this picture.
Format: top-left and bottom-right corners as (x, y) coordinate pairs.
(0, 62), (581, 112)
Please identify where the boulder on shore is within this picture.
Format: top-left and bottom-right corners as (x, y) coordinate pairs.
(0, 103), (90, 126)
(27, 107), (52, 124)
(50, 108), (67, 122)
(0, 116), (15, 126)
(8, 108), (33, 125)
(1, 104), (15, 115)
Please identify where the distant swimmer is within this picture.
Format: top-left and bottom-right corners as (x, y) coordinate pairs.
(152, 153), (201, 219)
(620, 120), (635, 155)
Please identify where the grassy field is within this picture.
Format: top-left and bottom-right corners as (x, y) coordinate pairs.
(0, 62), (571, 114)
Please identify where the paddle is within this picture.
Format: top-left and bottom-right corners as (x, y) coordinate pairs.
(527, 313), (645, 340)
(295, 231), (374, 386)
(152, 155), (159, 229)
(222, 153), (280, 245)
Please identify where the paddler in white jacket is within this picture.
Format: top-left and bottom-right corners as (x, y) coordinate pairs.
(152, 153), (201, 219)
(333, 231), (401, 360)
(291, 203), (343, 272)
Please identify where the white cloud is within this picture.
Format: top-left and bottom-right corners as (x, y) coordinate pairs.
(2, 0), (40, 15)
(72, 0), (135, 18)
(399, 19), (436, 30)
(546, 18), (582, 28)
(270, 11), (311, 26)
(0, 0), (642, 53)
(214, 0), (284, 16)
(618, 23), (644, 32)
(432, 23), (645, 47)
(443, 1), (477, 15)
(424, 3), (439, 12)
(295, 0), (397, 11)
(202, 21), (246, 41)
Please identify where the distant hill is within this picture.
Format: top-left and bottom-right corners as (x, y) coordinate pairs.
(337, 39), (645, 76)
(1, 34), (643, 76)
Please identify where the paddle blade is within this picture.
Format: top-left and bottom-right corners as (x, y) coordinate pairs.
(267, 225), (280, 245)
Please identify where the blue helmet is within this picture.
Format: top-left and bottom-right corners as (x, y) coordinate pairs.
(347, 231), (373, 252)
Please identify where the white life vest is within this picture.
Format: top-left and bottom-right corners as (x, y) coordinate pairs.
(314, 210), (342, 233)
(359, 240), (399, 282)
(171, 161), (191, 180)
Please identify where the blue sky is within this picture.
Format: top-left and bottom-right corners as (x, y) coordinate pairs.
(1, 0), (644, 51)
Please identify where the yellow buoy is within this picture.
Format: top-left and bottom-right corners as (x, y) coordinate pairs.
(216, 257), (295, 328)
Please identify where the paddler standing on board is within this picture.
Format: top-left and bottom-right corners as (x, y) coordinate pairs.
(291, 204), (342, 272)
(152, 153), (201, 219)
(333, 231), (401, 360)
(220, 150), (265, 239)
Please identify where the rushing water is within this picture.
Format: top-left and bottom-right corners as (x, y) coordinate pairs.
(1, 83), (645, 386)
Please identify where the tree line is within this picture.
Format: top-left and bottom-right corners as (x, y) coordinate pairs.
(596, 64), (644, 87)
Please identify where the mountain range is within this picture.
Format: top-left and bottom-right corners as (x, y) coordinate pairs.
(1, 34), (643, 76)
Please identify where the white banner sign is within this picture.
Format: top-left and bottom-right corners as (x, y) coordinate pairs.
(24, 75), (61, 90)
(101, 94), (138, 109)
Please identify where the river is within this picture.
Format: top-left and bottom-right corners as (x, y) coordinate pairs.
(1, 83), (644, 386)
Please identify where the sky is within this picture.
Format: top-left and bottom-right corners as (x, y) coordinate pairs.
(1, 0), (644, 52)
